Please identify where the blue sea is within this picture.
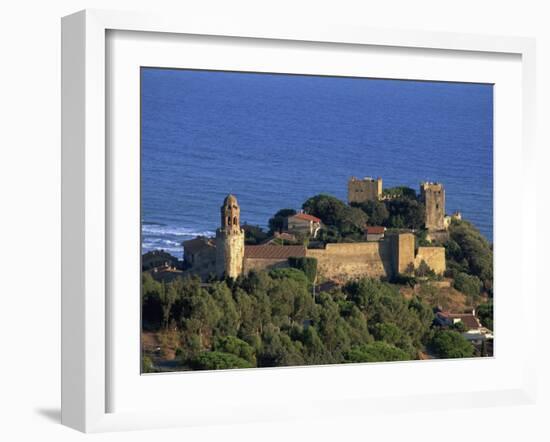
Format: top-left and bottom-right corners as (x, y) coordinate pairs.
(141, 69), (493, 258)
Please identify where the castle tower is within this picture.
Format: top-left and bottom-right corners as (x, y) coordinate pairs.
(391, 232), (416, 275)
(420, 182), (445, 231)
(348, 176), (383, 204)
(215, 194), (245, 279)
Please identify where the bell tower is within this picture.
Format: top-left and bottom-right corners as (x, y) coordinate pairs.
(215, 194), (245, 278)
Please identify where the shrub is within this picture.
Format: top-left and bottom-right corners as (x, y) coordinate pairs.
(391, 273), (417, 287)
(415, 260), (435, 278)
(430, 330), (475, 359)
(141, 356), (155, 373)
(447, 220), (493, 290)
(453, 272), (482, 299)
(213, 336), (256, 365)
(302, 194), (368, 235)
(269, 267), (309, 286)
(476, 302), (493, 330)
(189, 351), (253, 370)
(242, 224), (269, 245)
(288, 257), (318, 283)
(344, 342), (410, 363)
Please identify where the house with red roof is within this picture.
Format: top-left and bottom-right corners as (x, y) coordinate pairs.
(285, 212), (322, 238)
(365, 225), (386, 241)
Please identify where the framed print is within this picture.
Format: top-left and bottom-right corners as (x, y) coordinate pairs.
(61, 9), (537, 433)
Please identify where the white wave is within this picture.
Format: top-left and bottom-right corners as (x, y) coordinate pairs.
(141, 224), (215, 238)
(142, 238), (182, 247)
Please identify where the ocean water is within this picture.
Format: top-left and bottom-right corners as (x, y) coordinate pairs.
(141, 69), (493, 258)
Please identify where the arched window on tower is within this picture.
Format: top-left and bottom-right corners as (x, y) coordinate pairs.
(227, 216), (231, 226)
(233, 216), (238, 226)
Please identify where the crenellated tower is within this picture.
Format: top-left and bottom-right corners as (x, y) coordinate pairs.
(420, 182), (445, 231)
(347, 176), (383, 204)
(215, 194), (245, 278)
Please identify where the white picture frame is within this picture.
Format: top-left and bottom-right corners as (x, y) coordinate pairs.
(61, 9), (537, 433)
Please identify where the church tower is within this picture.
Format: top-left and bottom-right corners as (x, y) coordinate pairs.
(215, 194), (245, 279)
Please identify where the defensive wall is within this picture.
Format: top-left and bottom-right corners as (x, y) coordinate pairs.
(306, 233), (445, 282)
(307, 241), (393, 281)
(414, 246), (446, 275)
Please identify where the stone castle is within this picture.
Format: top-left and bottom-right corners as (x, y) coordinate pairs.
(420, 182), (446, 231)
(348, 176), (383, 204)
(347, 176), (459, 235)
(183, 191), (446, 283)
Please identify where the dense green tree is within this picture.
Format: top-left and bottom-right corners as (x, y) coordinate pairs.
(234, 288), (257, 335)
(317, 225), (343, 244)
(382, 186), (417, 200)
(344, 342), (410, 363)
(178, 329), (203, 360)
(371, 322), (415, 357)
(352, 200), (389, 226)
(190, 351), (253, 370)
(210, 282), (239, 336)
(257, 325), (305, 367)
(430, 330), (475, 358)
(453, 272), (483, 300)
(316, 292), (353, 361)
(343, 305), (372, 347)
(213, 336), (256, 365)
(242, 224), (270, 245)
(159, 281), (178, 329)
(476, 302), (493, 330)
(184, 287), (222, 346)
(143, 267), (477, 371)
(446, 220), (493, 292)
(141, 356), (155, 373)
(287, 257), (318, 284)
(297, 326), (331, 364)
(142, 272), (164, 329)
(385, 197), (426, 230)
(302, 194), (368, 237)
(269, 267), (309, 286)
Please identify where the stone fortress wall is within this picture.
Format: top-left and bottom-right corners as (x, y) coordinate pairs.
(306, 233), (445, 282)
(307, 241), (393, 281)
(414, 246), (446, 274)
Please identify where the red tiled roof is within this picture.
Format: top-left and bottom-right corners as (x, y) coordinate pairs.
(244, 245), (306, 259)
(365, 226), (386, 234)
(291, 213), (321, 223)
(446, 313), (481, 330)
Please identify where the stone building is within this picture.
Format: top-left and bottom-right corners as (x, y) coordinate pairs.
(181, 236), (216, 274)
(348, 176), (383, 204)
(420, 182), (446, 231)
(215, 194), (245, 278)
